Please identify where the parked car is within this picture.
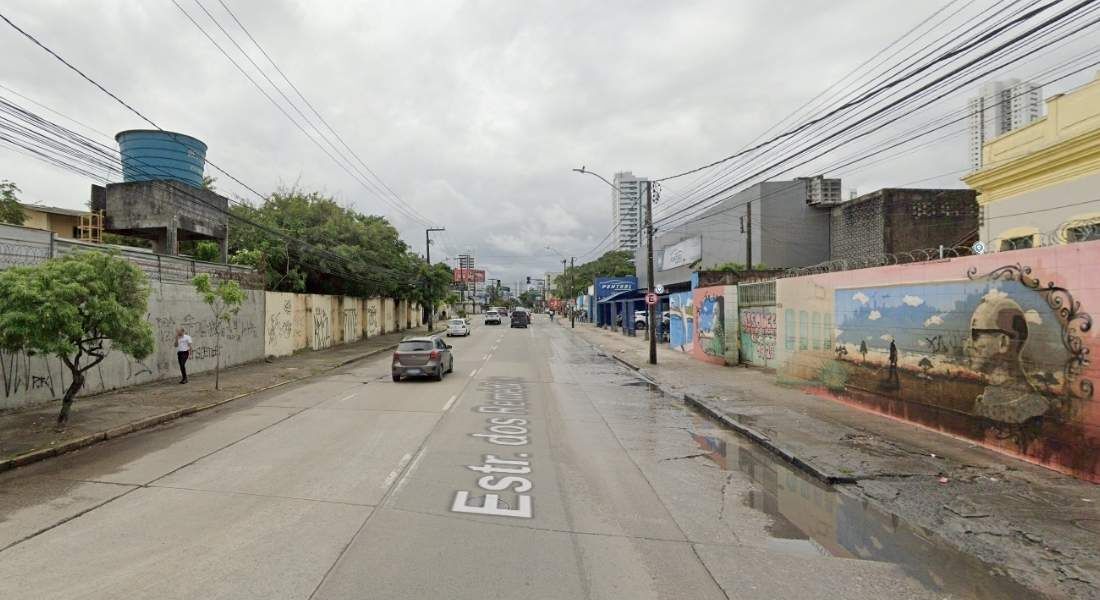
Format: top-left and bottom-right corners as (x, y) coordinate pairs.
(447, 318), (470, 337)
(392, 336), (453, 381)
(510, 310), (530, 328)
(634, 310), (671, 330)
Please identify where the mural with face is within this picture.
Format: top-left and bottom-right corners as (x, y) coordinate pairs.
(966, 293), (1050, 423)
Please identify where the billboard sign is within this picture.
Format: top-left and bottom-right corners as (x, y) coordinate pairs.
(594, 276), (638, 301)
(453, 268), (486, 283)
(660, 236), (702, 270)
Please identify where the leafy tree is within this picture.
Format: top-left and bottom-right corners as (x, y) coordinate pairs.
(554, 250), (635, 299)
(407, 262), (453, 321)
(0, 251), (154, 424)
(189, 241), (221, 262)
(193, 274), (246, 390)
(1, 179), (26, 226)
(518, 290), (539, 308)
(202, 175), (217, 191)
(228, 188), (418, 297)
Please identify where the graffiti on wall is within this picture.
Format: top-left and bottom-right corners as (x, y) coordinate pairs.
(267, 298), (293, 346)
(343, 308), (359, 343)
(740, 307), (777, 366)
(695, 292), (726, 360)
(313, 308), (332, 350)
(366, 303), (380, 337)
(669, 292), (694, 352)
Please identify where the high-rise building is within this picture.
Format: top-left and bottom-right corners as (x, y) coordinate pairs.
(611, 172), (647, 252)
(967, 79), (1043, 171)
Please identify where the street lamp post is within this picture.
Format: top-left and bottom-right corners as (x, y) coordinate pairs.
(572, 166), (655, 363)
(425, 227), (445, 332)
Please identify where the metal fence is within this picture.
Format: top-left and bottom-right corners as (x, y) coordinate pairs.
(0, 223), (262, 288)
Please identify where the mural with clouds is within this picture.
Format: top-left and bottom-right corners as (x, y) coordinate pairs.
(775, 244), (1100, 481)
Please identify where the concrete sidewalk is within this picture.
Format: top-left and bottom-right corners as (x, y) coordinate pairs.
(0, 325), (440, 471)
(566, 321), (1100, 599)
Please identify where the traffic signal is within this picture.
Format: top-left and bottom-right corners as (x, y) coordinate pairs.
(526, 276), (531, 284)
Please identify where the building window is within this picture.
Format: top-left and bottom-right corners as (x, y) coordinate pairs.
(1001, 235), (1034, 251)
(811, 312), (821, 350)
(799, 311), (808, 350)
(1066, 223), (1100, 243)
(823, 313), (833, 351)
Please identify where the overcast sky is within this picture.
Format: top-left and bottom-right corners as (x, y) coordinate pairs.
(2, 0), (1097, 287)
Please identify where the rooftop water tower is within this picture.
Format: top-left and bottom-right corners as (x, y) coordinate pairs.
(90, 130), (229, 260)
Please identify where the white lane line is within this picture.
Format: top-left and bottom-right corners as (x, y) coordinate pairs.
(469, 368), (479, 378)
(381, 453), (413, 489)
(483, 354), (490, 360)
(337, 392), (357, 403)
(391, 448), (427, 497)
(442, 394), (458, 412)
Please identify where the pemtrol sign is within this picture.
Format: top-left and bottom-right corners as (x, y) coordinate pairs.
(594, 276), (638, 301)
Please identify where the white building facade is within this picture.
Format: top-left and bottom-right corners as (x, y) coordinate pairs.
(611, 172), (646, 252)
(967, 79), (1043, 171)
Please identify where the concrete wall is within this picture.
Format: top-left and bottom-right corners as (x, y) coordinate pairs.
(265, 292), (296, 357)
(383, 298), (396, 334)
(830, 189), (979, 261)
(365, 298), (382, 338)
(1, 282), (264, 410)
(773, 240), (1100, 481)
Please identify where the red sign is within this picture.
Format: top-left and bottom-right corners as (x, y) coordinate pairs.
(645, 292), (658, 306)
(453, 268), (486, 283)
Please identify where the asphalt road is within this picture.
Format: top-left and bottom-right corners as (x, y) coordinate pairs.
(0, 315), (961, 599)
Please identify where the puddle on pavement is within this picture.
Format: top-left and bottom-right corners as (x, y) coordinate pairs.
(687, 423), (1034, 599)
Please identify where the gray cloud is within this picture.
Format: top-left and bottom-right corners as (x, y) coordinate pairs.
(2, 0), (1096, 286)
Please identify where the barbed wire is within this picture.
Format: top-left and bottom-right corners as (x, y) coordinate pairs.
(776, 217), (1100, 279)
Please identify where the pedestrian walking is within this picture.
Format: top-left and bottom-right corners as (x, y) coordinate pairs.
(176, 327), (192, 384)
(887, 339), (900, 389)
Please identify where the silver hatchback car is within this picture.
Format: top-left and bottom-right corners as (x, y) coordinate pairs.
(392, 336), (454, 382)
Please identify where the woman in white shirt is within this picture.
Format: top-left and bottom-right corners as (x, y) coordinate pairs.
(176, 327), (192, 384)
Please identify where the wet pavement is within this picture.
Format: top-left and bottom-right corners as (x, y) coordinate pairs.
(0, 315), (1042, 598)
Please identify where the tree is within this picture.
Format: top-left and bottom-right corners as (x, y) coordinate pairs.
(518, 290), (539, 307)
(202, 175), (217, 191)
(0, 251), (154, 424)
(190, 241), (221, 262)
(554, 250), (635, 299)
(192, 274), (246, 390)
(228, 187), (419, 298)
(1, 179), (25, 226)
(408, 262), (453, 319)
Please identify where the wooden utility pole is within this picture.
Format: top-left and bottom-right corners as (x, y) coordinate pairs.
(746, 200), (752, 269)
(646, 182), (656, 365)
(569, 257), (575, 328)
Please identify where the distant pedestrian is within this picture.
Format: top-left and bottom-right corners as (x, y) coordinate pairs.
(176, 327), (192, 384)
(887, 339), (900, 389)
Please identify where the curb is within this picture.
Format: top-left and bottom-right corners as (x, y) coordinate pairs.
(0, 339), (410, 475)
(683, 393), (856, 485)
(602, 346), (856, 485)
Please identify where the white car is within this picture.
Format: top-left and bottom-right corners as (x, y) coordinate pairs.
(447, 318), (470, 337)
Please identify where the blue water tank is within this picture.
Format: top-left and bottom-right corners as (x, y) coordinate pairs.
(116, 130), (207, 188)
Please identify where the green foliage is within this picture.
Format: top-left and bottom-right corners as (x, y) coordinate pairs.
(0, 179), (26, 226)
(192, 274), (246, 390)
(228, 187), (419, 297)
(712, 262), (768, 272)
(408, 262), (454, 314)
(190, 241), (221, 262)
(202, 175), (217, 191)
(102, 232), (152, 249)
(554, 250), (635, 299)
(820, 360), (849, 393)
(0, 251), (154, 423)
(518, 290), (539, 308)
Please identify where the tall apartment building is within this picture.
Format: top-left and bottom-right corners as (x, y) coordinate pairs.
(611, 172), (647, 252)
(967, 79), (1043, 171)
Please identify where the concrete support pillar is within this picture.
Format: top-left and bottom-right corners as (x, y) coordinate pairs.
(219, 236), (229, 263)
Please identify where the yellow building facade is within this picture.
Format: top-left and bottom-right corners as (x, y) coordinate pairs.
(19, 204), (89, 239)
(964, 73), (1100, 251)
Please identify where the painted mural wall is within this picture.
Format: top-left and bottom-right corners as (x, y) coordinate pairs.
(692, 285), (737, 365)
(775, 241), (1100, 481)
(669, 291), (694, 352)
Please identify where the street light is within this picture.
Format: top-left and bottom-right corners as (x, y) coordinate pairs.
(546, 245), (576, 329)
(572, 167), (656, 364)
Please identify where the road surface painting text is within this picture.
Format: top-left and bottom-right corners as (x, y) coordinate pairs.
(451, 377), (534, 519)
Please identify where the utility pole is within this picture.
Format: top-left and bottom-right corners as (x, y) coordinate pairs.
(645, 182), (656, 365)
(569, 256), (575, 329)
(425, 227), (445, 332)
(746, 200), (752, 269)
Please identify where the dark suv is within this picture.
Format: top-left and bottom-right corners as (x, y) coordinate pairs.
(510, 310), (530, 328)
